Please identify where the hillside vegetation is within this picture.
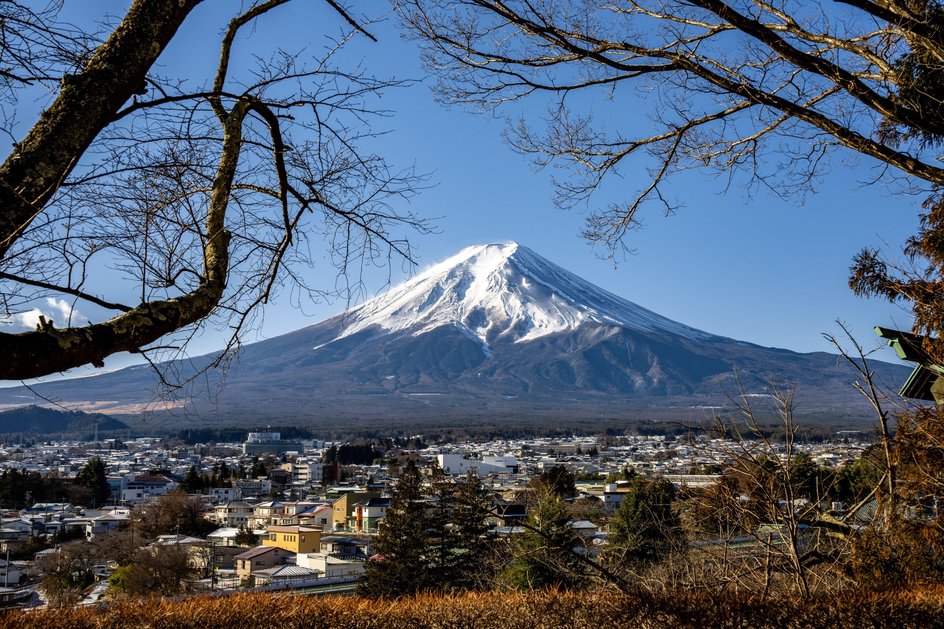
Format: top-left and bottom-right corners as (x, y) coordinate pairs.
(4, 588), (944, 629)
(0, 406), (128, 436)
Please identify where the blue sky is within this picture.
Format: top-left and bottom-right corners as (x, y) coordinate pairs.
(4, 2), (919, 381)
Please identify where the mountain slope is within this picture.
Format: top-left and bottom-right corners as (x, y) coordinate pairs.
(336, 243), (710, 350)
(0, 242), (911, 424)
(0, 405), (128, 435)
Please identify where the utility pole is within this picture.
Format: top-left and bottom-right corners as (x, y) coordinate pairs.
(209, 541), (216, 591)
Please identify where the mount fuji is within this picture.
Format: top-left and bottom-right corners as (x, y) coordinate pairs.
(0, 242), (910, 425)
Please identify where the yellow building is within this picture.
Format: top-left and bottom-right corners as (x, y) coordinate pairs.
(262, 525), (322, 554)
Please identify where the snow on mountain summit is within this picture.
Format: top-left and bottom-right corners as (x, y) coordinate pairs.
(334, 242), (711, 350)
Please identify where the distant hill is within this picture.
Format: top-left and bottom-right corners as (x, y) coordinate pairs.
(0, 405), (128, 436)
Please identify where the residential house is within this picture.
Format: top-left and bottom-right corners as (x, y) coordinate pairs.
(330, 491), (379, 531)
(120, 472), (179, 504)
(251, 564), (321, 586)
(274, 501), (321, 526)
(347, 497), (389, 533)
(211, 501), (254, 528)
(234, 545), (294, 582)
(281, 459), (324, 484)
(85, 512), (128, 539)
(235, 478), (272, 499)
(208, 487), (238, 503)
(262, 525), (321, 554)
(570, 519), (600, 542)
(249, 501), (286, 529)
(0, 558), (23, 585)
(319, 536), (369, 559)
(207, 527), (241, 547)
(0, 520), (34, 552)
(601, 483), (633, 512)
(485, 501), (527, 528)
(24, 503), (76, 520)
(296, 504), (332, 530)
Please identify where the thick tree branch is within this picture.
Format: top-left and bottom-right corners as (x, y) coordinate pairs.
(0, 0), (202, 259)
(0, 100), (248, 379)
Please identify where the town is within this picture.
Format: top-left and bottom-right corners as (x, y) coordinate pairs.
(0, 426), (875, 606)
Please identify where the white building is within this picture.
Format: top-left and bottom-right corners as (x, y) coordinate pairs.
(211, 501), (255, 527)
(437, 454), (518, 476)
(296, 553), (365, 578)
(0, 558), (23, 585)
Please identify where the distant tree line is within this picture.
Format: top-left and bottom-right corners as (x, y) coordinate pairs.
(325, 443), (384, 467)
(179, 461), (249, 493)
(0, 457), (110, 509)
(164, 426), (315, 446)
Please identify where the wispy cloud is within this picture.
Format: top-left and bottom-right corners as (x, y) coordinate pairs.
(1, 298), (88, 331)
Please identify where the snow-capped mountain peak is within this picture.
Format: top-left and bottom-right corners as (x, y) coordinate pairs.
(335, 242), (710, 350)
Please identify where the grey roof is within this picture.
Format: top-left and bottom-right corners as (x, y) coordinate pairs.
(234, 545), (282, 560)
(253, 564), (322, 579)
(352, 497), (390, 508)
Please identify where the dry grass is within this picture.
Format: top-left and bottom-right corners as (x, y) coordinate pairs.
(3, 587), (944, 628)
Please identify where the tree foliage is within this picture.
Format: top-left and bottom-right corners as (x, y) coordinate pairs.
(110, 544), (196, 597)
(76, 457), (111, 508)
(426, 471), (498, 591)
(607, 476), (682, 567)
(0, 468), (46, 509)
(0, 0), (426, 380)
(360, 463), (496, 598)
(132, 491), (213, 539)
(234, 526), (258, 548)
(38, 543), (98, 607)
(536, 465), (577, 499)
(500, 488), (586, 590)
(0, 464), (112, 509)
(359, 461), (427, 598)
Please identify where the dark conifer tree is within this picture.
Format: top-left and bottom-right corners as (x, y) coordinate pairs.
(501, 488), (584, 590)
(538, 465), (577, 498)
(76, 457), (110, 507)
(449, 471), (496, 589)
(180, 465), (203, 494)
(358, 460), (428, 598)
(607, 476), (681, 567)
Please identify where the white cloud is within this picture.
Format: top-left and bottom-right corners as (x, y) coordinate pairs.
(1, 298), (88, 330)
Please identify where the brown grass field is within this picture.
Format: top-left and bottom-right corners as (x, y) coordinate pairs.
(3, 587), (944, 628)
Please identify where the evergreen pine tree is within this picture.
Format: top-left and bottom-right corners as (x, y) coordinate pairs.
(607, 476), (681, 567)
(501, 488), (584, 590)
(234, 526), (258, 547)
(537, 465), (577, 498)
(358, 460), (428, 598)
(76, 457), (110, 508)
(425, 473), (451, 583)
(449, 471), (496, 589)
(218, 461), (230, 483)
(181, 465), (202, 494)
